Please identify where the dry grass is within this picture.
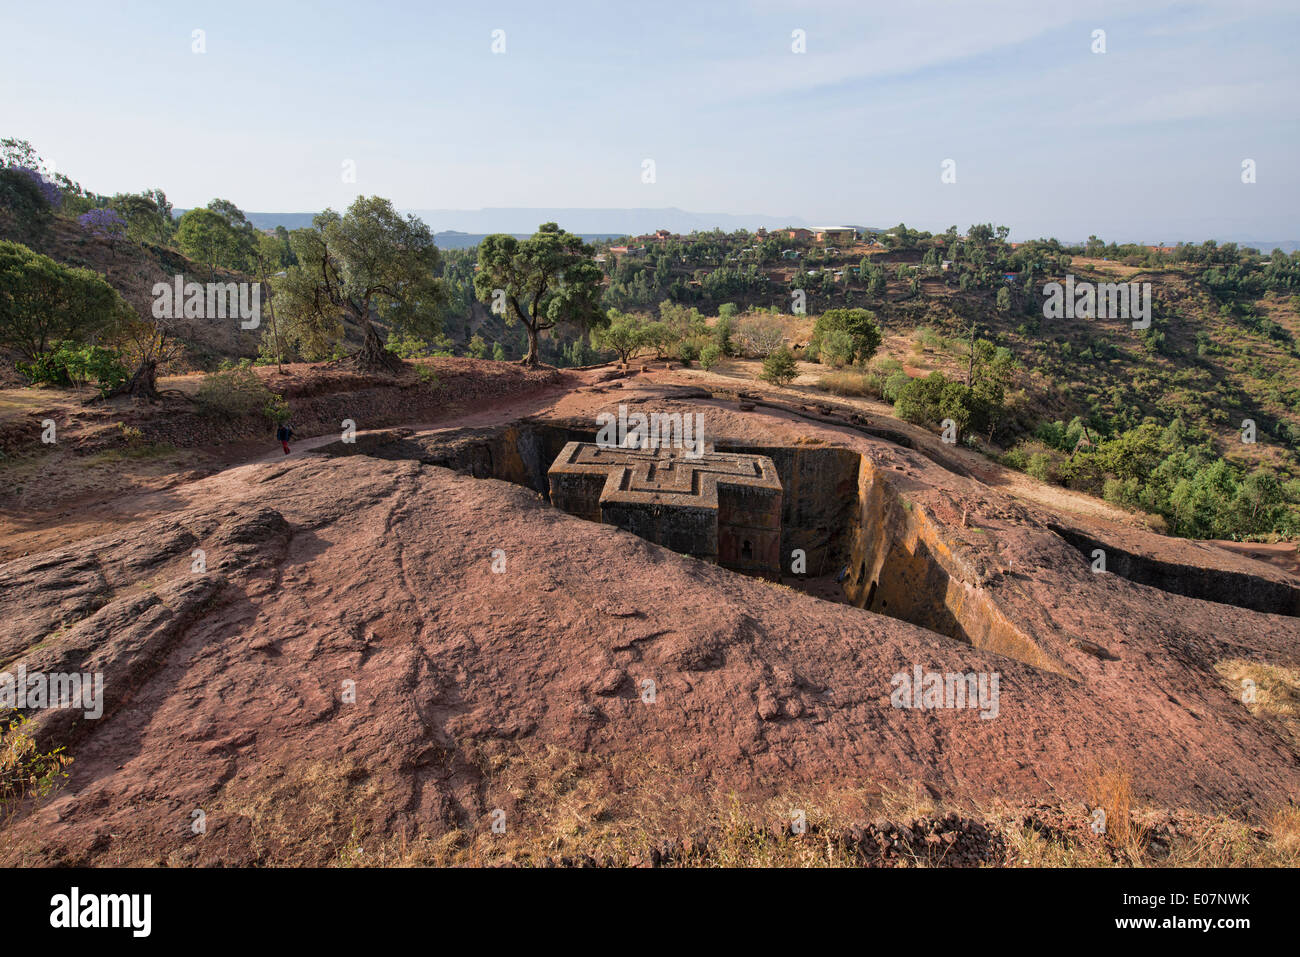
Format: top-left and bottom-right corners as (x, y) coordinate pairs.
(1215, 658), (1300, 746)
(1086, 764), (1148, 860)
(817, 370), (881, 398)
(127, 745), (1300, 869)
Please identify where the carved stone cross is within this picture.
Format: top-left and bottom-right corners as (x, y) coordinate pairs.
(548, 441), (784, 578)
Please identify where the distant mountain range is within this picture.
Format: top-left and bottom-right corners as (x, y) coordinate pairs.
(231, 208), (1299, 253)
(238, 207), (818, 240)
(404, 207), (817, 235)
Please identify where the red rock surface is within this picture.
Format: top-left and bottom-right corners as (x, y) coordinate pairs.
(1, 372), (1297, 865)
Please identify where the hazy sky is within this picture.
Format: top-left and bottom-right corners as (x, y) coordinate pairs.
(3, 0), (1297, 241)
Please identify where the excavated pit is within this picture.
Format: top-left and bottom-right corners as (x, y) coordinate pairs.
(324, 420), (1063, 672)
(1049, 524), (1300, 617)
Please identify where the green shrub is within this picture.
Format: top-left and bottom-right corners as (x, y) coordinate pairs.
(255, 329), (289, 366)
(894, 371), (948, 424)
(883, 370), (911, 403)
(1001, 446), (1029, 470)
(677, 340), (699, 365)
(760, 346), (798, 386)
(1027, 452), (1054, 482)
(416, 364), (441, 391)
(700, 343), (722, 370)
(1, 709), (71, 809)
(807, 308), (882, 365)
(819, 328), (855, 368)
(18, 341), (128, 396)
(388, 332), (455, 359)
(195, 360), (288, 422)
(715, 315), (735, 356)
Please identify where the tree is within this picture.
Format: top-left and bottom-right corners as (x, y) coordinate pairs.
(109, 192), (173, 247)
(809, 308), (881, 365)
(760, 345), (798, 386)
(77, 209), (128, 261)
(1, 139), (93, 215)
(967, 338), (1017, 439)
(996, 286), (1012, 314)
(176, 207), (241, 280)
(894, 371), (950, 426)
(734, 314), (785, 357)
(274, 197), (446, 370)
(205, 198), (259, 270)
(0, 166), (56, 240)
(474, 223), (606, 366)
(252, 234), (289, 372)
(592, 309), (646, 364)
(715, 314), (735, 355)
(0, 138), (42, 169)
(0, 240), (133, 360)
(107, 296), (186, 401)
(641, 320), (676, 358)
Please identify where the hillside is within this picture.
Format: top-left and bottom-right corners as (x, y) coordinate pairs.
(0, 214), (265, 374)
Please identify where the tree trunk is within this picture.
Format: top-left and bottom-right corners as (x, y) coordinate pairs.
(354, 321), (401, 372)
(521, 323), (540, 367)
(259, 265), (284, 373)
(108, 359), (160, 401)
(966, 317), (976, 388)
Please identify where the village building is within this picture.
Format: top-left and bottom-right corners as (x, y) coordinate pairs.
(814, 226), (857, 244)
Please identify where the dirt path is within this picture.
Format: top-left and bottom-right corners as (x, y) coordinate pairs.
(0, 371), (586, 560)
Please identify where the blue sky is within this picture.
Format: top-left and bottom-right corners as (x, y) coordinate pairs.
(2, 0), (1297, 241)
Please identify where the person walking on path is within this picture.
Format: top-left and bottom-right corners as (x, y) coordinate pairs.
(277, 421), (297, 455)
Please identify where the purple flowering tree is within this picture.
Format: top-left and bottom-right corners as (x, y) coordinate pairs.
(16, 167), (61, 208)
(8, 166), (61, 208)
(78, 208), (129, 266)
(79, 207), (127, 239)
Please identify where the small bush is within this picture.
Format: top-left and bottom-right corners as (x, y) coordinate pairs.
(195, 360), (288, 422)
(883, 370), (911, 403)
(699, 343), (722, 370)
(1, 709), (71, 812)
(1027, 451), (1054, 482)
(1001, 446), (1029, 470)
(715, 315), (736, 356)
(416, 364), (441, 391)
(388, 332), (455, 359)
(760, 346), (798, 386)
(18, 341), (128, 396)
